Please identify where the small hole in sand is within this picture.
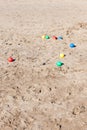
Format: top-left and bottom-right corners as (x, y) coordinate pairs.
(49, 88), (52, 91)
(59, 125), (62, 129)
(39, 98), (41, 101)
(42, 63), (46, 65)
(39, 90), (41, 93)
(69, 92), (71, 95)
(9, 43), (12, 45)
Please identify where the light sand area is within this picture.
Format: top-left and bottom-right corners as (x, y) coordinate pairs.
(0, 0), (87, 130)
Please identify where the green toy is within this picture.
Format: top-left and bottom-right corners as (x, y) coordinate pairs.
(45, 35), (50, 39)
(56, 61), (63, 67)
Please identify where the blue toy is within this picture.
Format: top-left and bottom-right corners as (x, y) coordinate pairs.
(69, 43), (76, 48)
(58, 36), (63, 40)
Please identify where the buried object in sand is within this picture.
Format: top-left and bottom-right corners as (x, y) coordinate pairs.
(8, 57), (14, 62)
(70, 43), (76, 48)
(56, 61), (63, 67)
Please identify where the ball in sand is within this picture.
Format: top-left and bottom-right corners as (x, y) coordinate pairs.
(42, 35), (46, 39)
(8, 57), (14, 62)
(58, 36), (63, 40)
(60, 53), (65, 58)
(56, 61), (63, 67)
(52, 36), (57, 40)
(45, 35), (50, 39)
(70, 43), (75, 48)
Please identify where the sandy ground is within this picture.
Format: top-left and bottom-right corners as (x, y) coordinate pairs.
(0, 0), (87, 130)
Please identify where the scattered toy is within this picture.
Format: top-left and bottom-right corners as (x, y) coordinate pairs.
(8, 57), (14, 62)
(42, 35), (46, 39)
(70, 43), (76, 48)
(56, 61), (63, 67)
(58, 36), (63, 40)
(60, 53), (65, 58)
(52, 36), (57, 40)
(45, 35), (50, 39)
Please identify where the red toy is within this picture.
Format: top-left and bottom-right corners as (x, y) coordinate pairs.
(52, 36), (57, 40)
(8, 57), (14, 62)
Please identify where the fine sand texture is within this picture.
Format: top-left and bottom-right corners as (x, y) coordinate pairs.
(0, 0), (87, 130)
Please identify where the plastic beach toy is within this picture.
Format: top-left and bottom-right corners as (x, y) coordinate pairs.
(69, 43), (75, 48)
(58, 36), (63, 40)
(56, 61), (63, 67)
(52, 36), (57, 40)
(45, 35), (50, 39)
(8, 57), (14, 62)
(60, 53), (65, 58)
(42, 35), (46, 39)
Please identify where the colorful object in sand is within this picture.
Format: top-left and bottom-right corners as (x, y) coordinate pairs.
(60, 53), (65, 58)
(8, 57), (14, 62)
(52, 36), (57, 40)
(58, 36), (63, 40)
(69, 43), (75, 48)
(56, 61), (63, 67)
(42, 35), (46, 39)
(45, 35), (50, 39)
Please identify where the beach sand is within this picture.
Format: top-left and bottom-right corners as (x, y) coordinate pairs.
(0, 0), (87, 130)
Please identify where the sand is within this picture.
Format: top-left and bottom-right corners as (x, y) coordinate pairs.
(0, 0), (87, 130)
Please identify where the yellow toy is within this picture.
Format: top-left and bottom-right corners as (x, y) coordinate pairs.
(42, 35), (46, 39)
(60, 53), (65, 58)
